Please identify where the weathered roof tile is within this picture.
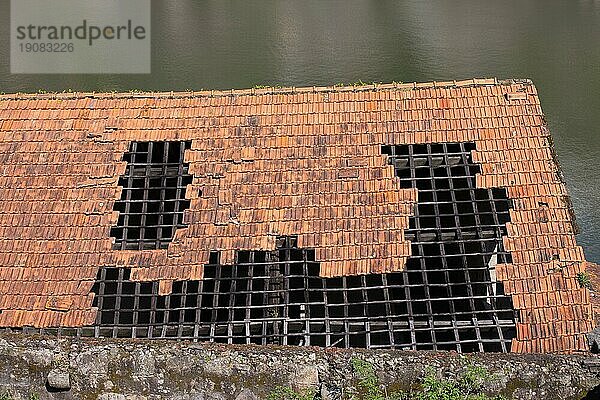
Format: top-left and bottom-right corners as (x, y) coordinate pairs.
(0, 78), (593, 353)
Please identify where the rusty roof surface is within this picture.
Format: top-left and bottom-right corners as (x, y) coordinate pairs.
(0, 78), (594, 353)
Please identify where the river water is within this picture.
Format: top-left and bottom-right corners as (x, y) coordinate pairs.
(0, 0), (598, 261)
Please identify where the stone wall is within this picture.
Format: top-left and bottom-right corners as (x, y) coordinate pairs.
(0, 333), (599, 400)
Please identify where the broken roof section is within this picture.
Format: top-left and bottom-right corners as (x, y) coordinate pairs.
(0, 78), (594, 353)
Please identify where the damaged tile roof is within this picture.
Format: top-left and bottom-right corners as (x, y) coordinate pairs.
(0, 78), (594, 353)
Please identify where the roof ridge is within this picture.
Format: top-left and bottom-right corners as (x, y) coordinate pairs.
(0, 78), (532, 101)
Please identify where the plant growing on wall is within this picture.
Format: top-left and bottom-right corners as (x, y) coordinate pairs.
(348, 358), (507, 400)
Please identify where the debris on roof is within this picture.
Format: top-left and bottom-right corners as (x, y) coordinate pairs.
(0, 78), (593, 353)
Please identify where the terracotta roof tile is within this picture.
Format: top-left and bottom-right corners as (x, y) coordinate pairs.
(0, 78), (593, 353)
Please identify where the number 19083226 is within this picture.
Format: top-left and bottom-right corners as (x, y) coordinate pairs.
(19, 42), (74, 52)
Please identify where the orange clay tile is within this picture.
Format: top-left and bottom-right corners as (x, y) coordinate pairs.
(0, 78), (594, 353)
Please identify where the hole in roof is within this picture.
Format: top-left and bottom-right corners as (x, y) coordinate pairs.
(110, 141), (193, 250)
(85, 141), (517, 352)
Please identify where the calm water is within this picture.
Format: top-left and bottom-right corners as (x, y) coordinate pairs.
(0, 0), (598, 261)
